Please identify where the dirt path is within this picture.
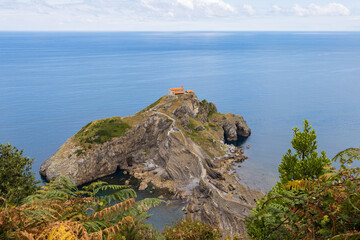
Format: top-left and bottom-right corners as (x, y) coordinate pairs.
(151, 109), (188, 146)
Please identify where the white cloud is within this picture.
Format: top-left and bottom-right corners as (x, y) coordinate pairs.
(177, 0), (195, 10)
(137, 0), (237, 18)
(272, 5), (284, 14)
(269, 3), (350, 17)
(197, 0), (235, 13)
(293, 3), (350, 16)
(243, 4), (255, 16)
(0, 0), (236, 20)
(0, 0), (357, 31)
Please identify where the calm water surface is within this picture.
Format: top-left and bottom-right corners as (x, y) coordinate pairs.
(1, 31), (360, 227)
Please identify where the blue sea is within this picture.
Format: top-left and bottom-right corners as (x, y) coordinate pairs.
(1, 31), (360, 228)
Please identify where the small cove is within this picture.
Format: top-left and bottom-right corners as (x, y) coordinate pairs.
(93, 169), (187, 231)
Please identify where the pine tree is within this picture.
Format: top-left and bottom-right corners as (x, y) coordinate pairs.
(278, 120), (331, 184)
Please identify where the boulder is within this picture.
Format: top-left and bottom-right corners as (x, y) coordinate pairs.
(195, 126), (206, 131)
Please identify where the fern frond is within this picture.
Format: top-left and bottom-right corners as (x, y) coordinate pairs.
(82, 220), (110, 233)
(83, 181), (107, 192)
(36, 221), (88, 240)
(100, 188), (137, 203)
(332, 147), (360, 168)
(38, 223), (77, 240)
(132, 211), (150, 224)
(332, 148), (360, 161)
(87, 216), (134, 240)
(134, 198), (163, 213)
(98, 184), (131, 191)
(93, 198), (136, 220)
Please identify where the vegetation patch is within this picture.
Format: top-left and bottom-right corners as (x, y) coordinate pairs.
(182, 118), (224, 158)
(163, 220), (221, 240)
(75, 149), (85, 157)
(75, 117), (131, 147)
(141, 96), (164, 112)
(246, 120), (360, 240)
(200, 99), (217, 117)
(142, 148), (150, 157)
(208, 123), (216, 128)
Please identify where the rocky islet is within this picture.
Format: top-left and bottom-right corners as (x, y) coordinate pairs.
(40, 93), (263, 237)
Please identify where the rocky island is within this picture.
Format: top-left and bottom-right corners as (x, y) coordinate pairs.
(40, 93), (263, 237)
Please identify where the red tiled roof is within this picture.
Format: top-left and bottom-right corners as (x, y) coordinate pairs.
(170, 87), (184, 91)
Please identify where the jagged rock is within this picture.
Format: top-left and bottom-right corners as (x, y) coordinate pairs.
(144, 160), (157, 171)
(181, 115), (190, 127)
(236, 118), (251, 137)
(222, 114), (251, 142)
(173, 105), (194, 119)
(223, 120), (238, 142)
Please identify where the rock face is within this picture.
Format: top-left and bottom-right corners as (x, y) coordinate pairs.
(222, 115), (251, 142)
(40, 93), (260, 237)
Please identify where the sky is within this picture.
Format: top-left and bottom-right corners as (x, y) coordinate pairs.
(0, 0), (359, 31)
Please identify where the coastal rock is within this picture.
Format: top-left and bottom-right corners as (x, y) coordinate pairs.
(223, 120), (238, 142)
(222, 114), (251, 142)
(236, 117), (251, 137)
(139, 181), (149, 191)
(40, 93), (261, 237)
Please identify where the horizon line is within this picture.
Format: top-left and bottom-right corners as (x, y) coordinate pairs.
(1, 30), (360, 33)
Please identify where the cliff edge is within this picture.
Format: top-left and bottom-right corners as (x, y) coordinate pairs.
(40, 93), (262, 237)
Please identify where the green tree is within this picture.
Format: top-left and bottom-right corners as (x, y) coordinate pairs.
(0, 143), (39, 205)
(278, 120), (331, 184)
(246, 147), (360, 240)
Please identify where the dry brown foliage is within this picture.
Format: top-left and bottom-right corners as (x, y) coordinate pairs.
(0, 196), (137, 239)
(93, 198), (135, 219)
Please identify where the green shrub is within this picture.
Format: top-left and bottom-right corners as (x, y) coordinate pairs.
(0, 143), (39, 205)
(163, 220), (221, 240)
(75, 149), (84, 156)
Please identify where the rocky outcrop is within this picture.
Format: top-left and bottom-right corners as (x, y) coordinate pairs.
(40, 115), (176, 185)
(222, 114), (251, 142)
(40, 93), (261, 237)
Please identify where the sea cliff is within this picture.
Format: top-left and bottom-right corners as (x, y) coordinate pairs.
(40, 93), (263, 237)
